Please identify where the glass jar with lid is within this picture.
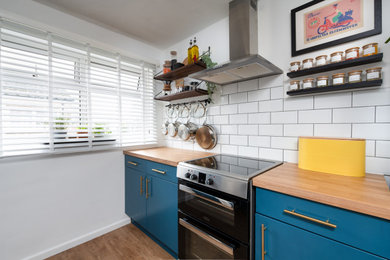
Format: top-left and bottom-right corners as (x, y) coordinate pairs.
(332, 73), (345, 85)
(316, 76), (329, 87)
(315, 55), (327, 66)
(362, 43), (378, 57)
(302, 78), (315, 89)
(366, 67), (382, 81)
(289, 80), (300, 91)
(348, 70), (362, 83)
(330, 51), (344, 63)
(302, 58), (314, 69)
(345, 47), (360, 60)
(290, 61), (300, 72)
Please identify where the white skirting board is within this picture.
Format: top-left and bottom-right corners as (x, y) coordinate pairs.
(23, 218), (131, 260)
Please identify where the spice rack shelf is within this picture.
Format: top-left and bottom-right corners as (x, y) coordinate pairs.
(154, 61), (207, 82)
(287, 53), (383, 78)
(287, 79), (382, 96)
(154, 89), (208, 101)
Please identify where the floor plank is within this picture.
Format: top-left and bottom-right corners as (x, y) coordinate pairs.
(47, 224), (174, 260)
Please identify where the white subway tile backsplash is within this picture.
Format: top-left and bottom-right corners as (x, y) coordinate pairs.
(230, 114), (248, 124)
(284, 150), (298, 163)
(248, 136), (271, 147)
(221, 145), (238, 155)
(221, 104), (238, 115)
(366, 140), (375, 157)
(239, 124), (259, 135)
(353, 124), (390, 140)
(271, 136), (298, 150)
(213, 115), (229, 125)
(220, 95), (229, 105)
(238, 146), (259, 158)
(259, 75), (283, 88)
(229, 92), (248, 104)
(259, 148), (283, 160)
(248, 89), (270, 102)
(259, 124), (283, 136)
(271, 87), (284, 100)
(314, 92), (351, 109)
(284, 96), (313, 111)
(333, 107), (375, 123)
(230, 135), (248, 146)
(221, 125), (238, 135)
(259, 99), (283, 112)
(299, 110), (332, 123)
(239, 102), (258, 113)
(208, 106), (220, 115)
(376, 106), (390, 123)
(238, 79), (259, 92)
(248, 113), (270, 124)
(222, 83), (238, 95)
(376, 141), (390, 158)
(314, 124), (351, 138)
(366, 157), (390, 174)
(271, 111), (298, 124)
(218, 134), (230, 145)
(284, 124), (313, 137)
(353, 88), (390, 107)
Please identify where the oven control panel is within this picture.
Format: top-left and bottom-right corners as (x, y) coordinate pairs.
(182, 168), (215, 186)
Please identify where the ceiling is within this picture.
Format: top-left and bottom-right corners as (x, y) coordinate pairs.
(34, 0), (230, 49)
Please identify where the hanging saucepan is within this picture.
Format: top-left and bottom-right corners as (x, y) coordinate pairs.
(168, 105), (180, 137)
(161, 106), (170, 135)
(195, 106), (217, 150)
(178, 104), (198, 141)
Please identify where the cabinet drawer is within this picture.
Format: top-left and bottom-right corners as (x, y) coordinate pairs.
(125, 155), (148, 171)
(147, 160), (177, 183)
(256, 188), (390, 259)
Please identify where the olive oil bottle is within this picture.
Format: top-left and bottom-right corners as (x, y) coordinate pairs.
(192, 37), (199, 63)
(187, 39), (193, 64)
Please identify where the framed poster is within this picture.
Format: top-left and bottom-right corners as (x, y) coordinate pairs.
(291, 0), (382, 56)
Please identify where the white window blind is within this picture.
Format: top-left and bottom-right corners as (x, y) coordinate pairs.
(0, 19), (156, 157)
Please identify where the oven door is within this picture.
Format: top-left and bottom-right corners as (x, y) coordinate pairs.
(178, 179), (249, 243)
(179, 214), (248, 259)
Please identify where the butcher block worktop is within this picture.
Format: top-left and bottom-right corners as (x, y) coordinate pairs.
(123, 147), (215, 167)
(253, 163), (390, 221)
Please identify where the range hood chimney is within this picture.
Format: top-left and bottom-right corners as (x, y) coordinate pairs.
(191, 0), (282, 85)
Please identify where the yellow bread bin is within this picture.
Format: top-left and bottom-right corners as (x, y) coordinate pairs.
(298, 137), (365, 177)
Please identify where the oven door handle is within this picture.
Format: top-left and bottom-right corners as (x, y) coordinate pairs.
(179, 184), (234, 210)
(179, 218), (234, 256)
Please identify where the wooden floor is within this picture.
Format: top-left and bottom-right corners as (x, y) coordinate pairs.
(47, 224), (174, 260)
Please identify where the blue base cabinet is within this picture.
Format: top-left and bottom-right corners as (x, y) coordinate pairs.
(125, 155), (178, 257)
(255, 188), (390, 260)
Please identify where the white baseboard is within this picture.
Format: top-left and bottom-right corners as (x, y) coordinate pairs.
(24, 217), (131, 260)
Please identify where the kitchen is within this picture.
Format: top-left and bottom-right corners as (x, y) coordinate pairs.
(0, 0), (389, 259)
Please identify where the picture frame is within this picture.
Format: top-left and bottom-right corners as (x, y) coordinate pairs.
(291, 0), (382, 57)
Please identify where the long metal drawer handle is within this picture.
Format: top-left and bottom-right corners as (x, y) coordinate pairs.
(128, 161), (138, 166)
(261, 224), (267, 260)
(179, 218), (234, 256)
(140, 176), (143, 195)
(145, 178), (149, 199)
(179, 184), (234, 210)
(152, 168), (166, 175)
(284, 209), (337, 228)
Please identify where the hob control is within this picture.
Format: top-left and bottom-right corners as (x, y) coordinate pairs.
(206, 178), (214, 185)
(184, 172), (191, 178)
(190, 174), (198, 181)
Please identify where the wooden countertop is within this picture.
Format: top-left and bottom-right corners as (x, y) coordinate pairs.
(123, 147), (215, 167)
(253, 163), (390, 220)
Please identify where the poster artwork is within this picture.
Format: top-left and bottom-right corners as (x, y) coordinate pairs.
(304, 0), (363, 44)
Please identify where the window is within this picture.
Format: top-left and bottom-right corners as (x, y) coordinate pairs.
(0, 19), (156, 157)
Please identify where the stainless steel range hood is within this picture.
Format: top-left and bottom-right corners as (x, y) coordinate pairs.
(191, 0), (282, 85)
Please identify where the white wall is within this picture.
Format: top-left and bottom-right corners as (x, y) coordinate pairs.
(0, 1), (163, 259)
(161, 0), (390, 175)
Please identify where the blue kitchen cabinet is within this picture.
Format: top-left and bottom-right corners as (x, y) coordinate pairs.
(255, 213), (383, 260)
(124, 155), (178, 256)
(255, 187), (390, 260)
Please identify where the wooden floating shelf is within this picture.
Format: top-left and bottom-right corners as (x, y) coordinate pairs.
(287, 79), (382, 96)
(287, 53), (383, 78)
(154, 61), (207, 81)
(154, 89), (208, 101)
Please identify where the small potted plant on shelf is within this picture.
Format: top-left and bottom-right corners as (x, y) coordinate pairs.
(200, 50), (218, 100)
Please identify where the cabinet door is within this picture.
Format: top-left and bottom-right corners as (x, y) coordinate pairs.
(125, 169), (147, 227)
(146, 176), (178, 254)
(255, 214), (384, 260)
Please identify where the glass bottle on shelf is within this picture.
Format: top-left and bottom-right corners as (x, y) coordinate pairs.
(187, 39), (193, 64)
(192, 37), (199, 63)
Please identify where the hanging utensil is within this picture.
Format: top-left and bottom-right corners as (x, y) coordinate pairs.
(195, 106), (217, 150)
(178, 104), (198, 141)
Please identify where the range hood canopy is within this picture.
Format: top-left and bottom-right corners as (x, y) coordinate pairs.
(191, 0), (282, 85)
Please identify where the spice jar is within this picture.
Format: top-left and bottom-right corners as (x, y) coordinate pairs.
(289, 80), (300, 91)
(362, 43), (378, 57)
(163, 60), (171, 74)
(366, 67), (382, 81)
(290, 61), (300, 72)
(332, 73), (345, 85)
(302, 78), (315, 89)
(315, 55), (327, 66)
(348, 70), (362, 83)
(345, 47), (360, 60)
(316, 76), (329, 87)
(330, 51), (344, 63)
(302, 58), (314, 69)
